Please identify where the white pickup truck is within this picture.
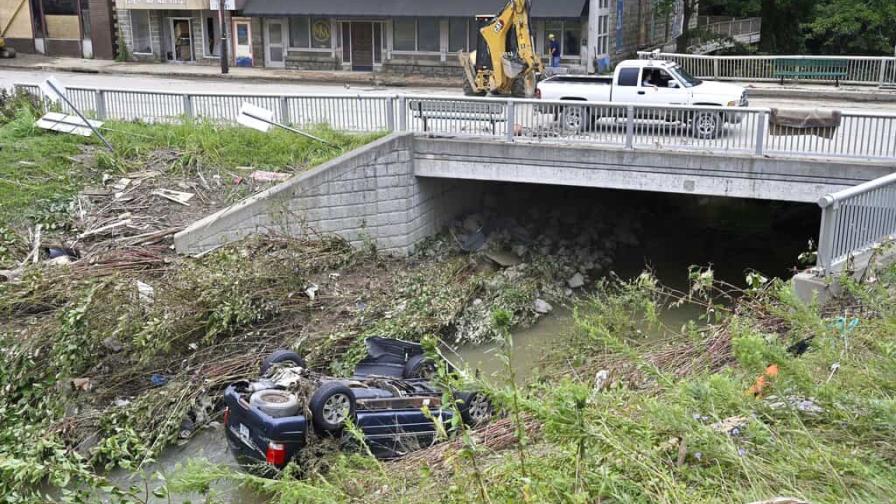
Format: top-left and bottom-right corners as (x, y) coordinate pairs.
(536, 59), (748, 138)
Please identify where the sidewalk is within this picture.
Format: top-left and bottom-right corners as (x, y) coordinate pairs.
(2, 53), (895, 102)
(0, 53), (461, 88)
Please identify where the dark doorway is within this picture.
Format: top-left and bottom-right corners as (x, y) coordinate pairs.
(350, 22), (373, 71)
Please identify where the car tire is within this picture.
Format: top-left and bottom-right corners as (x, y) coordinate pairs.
(249, 389), (300, 418)
(692, 111), (721, 139)
(403, 354), (436, 379)
(560, 105), (588, 133)
(309, 382), (356, 433)
(260, 349), (307, 375)
(455, 391), (492, 427)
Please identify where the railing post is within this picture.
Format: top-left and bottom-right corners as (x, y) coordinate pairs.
(385, 96), (395, 131)
(625, 105), (634, 149)
(713, 58), (720, 79)
(94, 89), (107, 120)
(279, 96), (290, 124)
(183, 94), (193, 119)
(754, 110), (767, 156)
(879, 60), (887, 87)
(505, 99), (515, 141)
(398, 95), (407, 131)
(816, 198), (838, 273)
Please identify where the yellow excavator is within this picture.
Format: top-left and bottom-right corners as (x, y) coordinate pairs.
(459, 0), (542, 97)
(0, 0), (26, 58)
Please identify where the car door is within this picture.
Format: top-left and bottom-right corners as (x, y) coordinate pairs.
(610, 66), (641, 103)
(636, 67), (691, 106)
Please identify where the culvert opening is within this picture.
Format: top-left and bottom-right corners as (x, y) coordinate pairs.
(440, 181), (821, 289)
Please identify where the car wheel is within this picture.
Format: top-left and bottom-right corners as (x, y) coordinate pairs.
(561, 105), (587, 133)
(403, 354), (436, 379)
(249, 389), (300, 418)
(309, 382), (356, 433)
(456, 391), (492, 426)
(260, 349), (307, 375)
(692, 111), (721, 139)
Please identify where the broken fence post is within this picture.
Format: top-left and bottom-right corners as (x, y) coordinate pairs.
(41, 77), (113, 151)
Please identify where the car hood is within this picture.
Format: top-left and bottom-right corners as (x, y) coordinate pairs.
(693, 80), (745, 99)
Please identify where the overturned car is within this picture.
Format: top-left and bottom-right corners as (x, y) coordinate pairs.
(223, 337), (492, 468)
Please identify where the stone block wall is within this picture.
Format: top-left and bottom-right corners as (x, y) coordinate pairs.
(174, 133), (480, 256)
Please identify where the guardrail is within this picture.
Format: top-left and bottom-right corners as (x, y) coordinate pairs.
(14, 83), (896, 161)
(637, 52), (896, 87)
(816, 172), (896, 273)
(702, 17), (761, 38)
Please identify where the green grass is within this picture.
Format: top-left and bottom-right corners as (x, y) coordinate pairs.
(0, 95), (382, 236)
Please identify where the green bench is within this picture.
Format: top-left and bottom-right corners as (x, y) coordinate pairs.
(773, 58), (849, 86)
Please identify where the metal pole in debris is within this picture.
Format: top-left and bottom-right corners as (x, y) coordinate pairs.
(242, 111), (338, 148)
(44, 79), (113, 151)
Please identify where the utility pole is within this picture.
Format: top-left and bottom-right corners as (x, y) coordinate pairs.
(219, 0), (229, 74)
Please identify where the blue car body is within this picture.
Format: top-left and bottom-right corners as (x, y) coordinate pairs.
(223, 338), (473, 468)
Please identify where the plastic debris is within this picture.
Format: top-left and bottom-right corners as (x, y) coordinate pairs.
(249, 170), (290, 183)
(136, 280), (155, 306)
(304, 283), (319, 300)
(150, 374), (168, 387)
(152, 188), (194, 206)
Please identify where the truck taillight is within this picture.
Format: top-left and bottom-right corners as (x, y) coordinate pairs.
(266, 442), (286, 466)
(222, 407), (230, 425)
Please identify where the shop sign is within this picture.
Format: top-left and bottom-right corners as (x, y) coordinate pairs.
(209, 0), (235, 9)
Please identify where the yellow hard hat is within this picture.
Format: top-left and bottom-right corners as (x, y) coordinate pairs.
(548, 33), (555, 39)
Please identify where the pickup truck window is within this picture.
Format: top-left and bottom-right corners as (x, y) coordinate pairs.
(641, 68), (677, 88)
(669, 66), (702, 88)
(617, 68), (639, 86)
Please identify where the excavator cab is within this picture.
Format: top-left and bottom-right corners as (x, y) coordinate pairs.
(459, 0), (542, 97)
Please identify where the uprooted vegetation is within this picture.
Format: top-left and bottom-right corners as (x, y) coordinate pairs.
(162, 263), (896, 504)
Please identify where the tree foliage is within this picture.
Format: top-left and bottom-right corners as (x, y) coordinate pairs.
(803, 0), (896, 55)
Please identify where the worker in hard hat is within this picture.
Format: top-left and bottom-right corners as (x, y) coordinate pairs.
(548, 33), (560, 68)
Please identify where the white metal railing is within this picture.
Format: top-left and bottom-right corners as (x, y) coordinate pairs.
(637, 52), (896, 87)
(816, 172), (896, 273)
(13, 83), (896, 161)
(703, 17), (761, 38)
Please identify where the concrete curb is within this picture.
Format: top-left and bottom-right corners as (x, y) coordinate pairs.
(745, 86), (896, 103)
(0, 60), (461, 88)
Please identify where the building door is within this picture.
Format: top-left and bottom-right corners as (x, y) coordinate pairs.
(350, 22), (373, 71)
(264, 19), (286, 68)
(170, 18), (194, 62)
(232, 18), (253, 66)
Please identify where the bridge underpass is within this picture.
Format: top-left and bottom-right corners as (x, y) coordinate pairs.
(175, 133), (892, 279)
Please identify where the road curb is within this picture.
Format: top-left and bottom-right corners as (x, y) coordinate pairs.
(745, 86), (896, 103)
(0, 60), (461, 89)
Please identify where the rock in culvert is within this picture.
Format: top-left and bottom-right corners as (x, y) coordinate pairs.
(567, 272), (585, 289)
(533, 299), (553, 314)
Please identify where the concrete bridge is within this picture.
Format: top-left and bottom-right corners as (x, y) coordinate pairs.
(174, 132), (894, 256)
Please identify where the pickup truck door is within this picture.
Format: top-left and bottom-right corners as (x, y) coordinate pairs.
(610, 66), (641, 103)
(633, 67), (691, 107)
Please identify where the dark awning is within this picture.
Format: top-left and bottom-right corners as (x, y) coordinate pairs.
(240, 0), (585, 18)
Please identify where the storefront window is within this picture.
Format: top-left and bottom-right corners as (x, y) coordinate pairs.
(130, 10), (152, 54)
(42, 0), (76, 15)
(544, 19), (581, 57)
(310, 17), (331, 48)
(563, 20), (581, 56)
(448, 17), (467, 52)
(204, 16), (220, 57)
(289, 16), (309, 48)
(393, 18), (415, 51)
(416, 17), (439, 52)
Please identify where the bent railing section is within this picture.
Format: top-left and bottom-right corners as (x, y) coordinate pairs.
(637, 52), (896, 87)
(816, 172), (896, 273)
(13, 84), (896, 161)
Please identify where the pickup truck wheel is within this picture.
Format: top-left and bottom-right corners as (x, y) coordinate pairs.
(260, 350), (307, 375)
(309, 382), (356, 433)
(692, 111), (721, 139)
(456, 391), (492, 426)
(561, 106), (587, 132)
(403, 354), (436, 379)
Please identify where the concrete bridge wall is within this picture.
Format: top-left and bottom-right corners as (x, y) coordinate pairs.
(175, 134), (894, 256)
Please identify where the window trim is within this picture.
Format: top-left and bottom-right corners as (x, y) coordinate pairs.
(287, 15), (332, 51)
(391, 17), (442, 55)
(129, 10), (153, 55)
(543, 19), (581, 58)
